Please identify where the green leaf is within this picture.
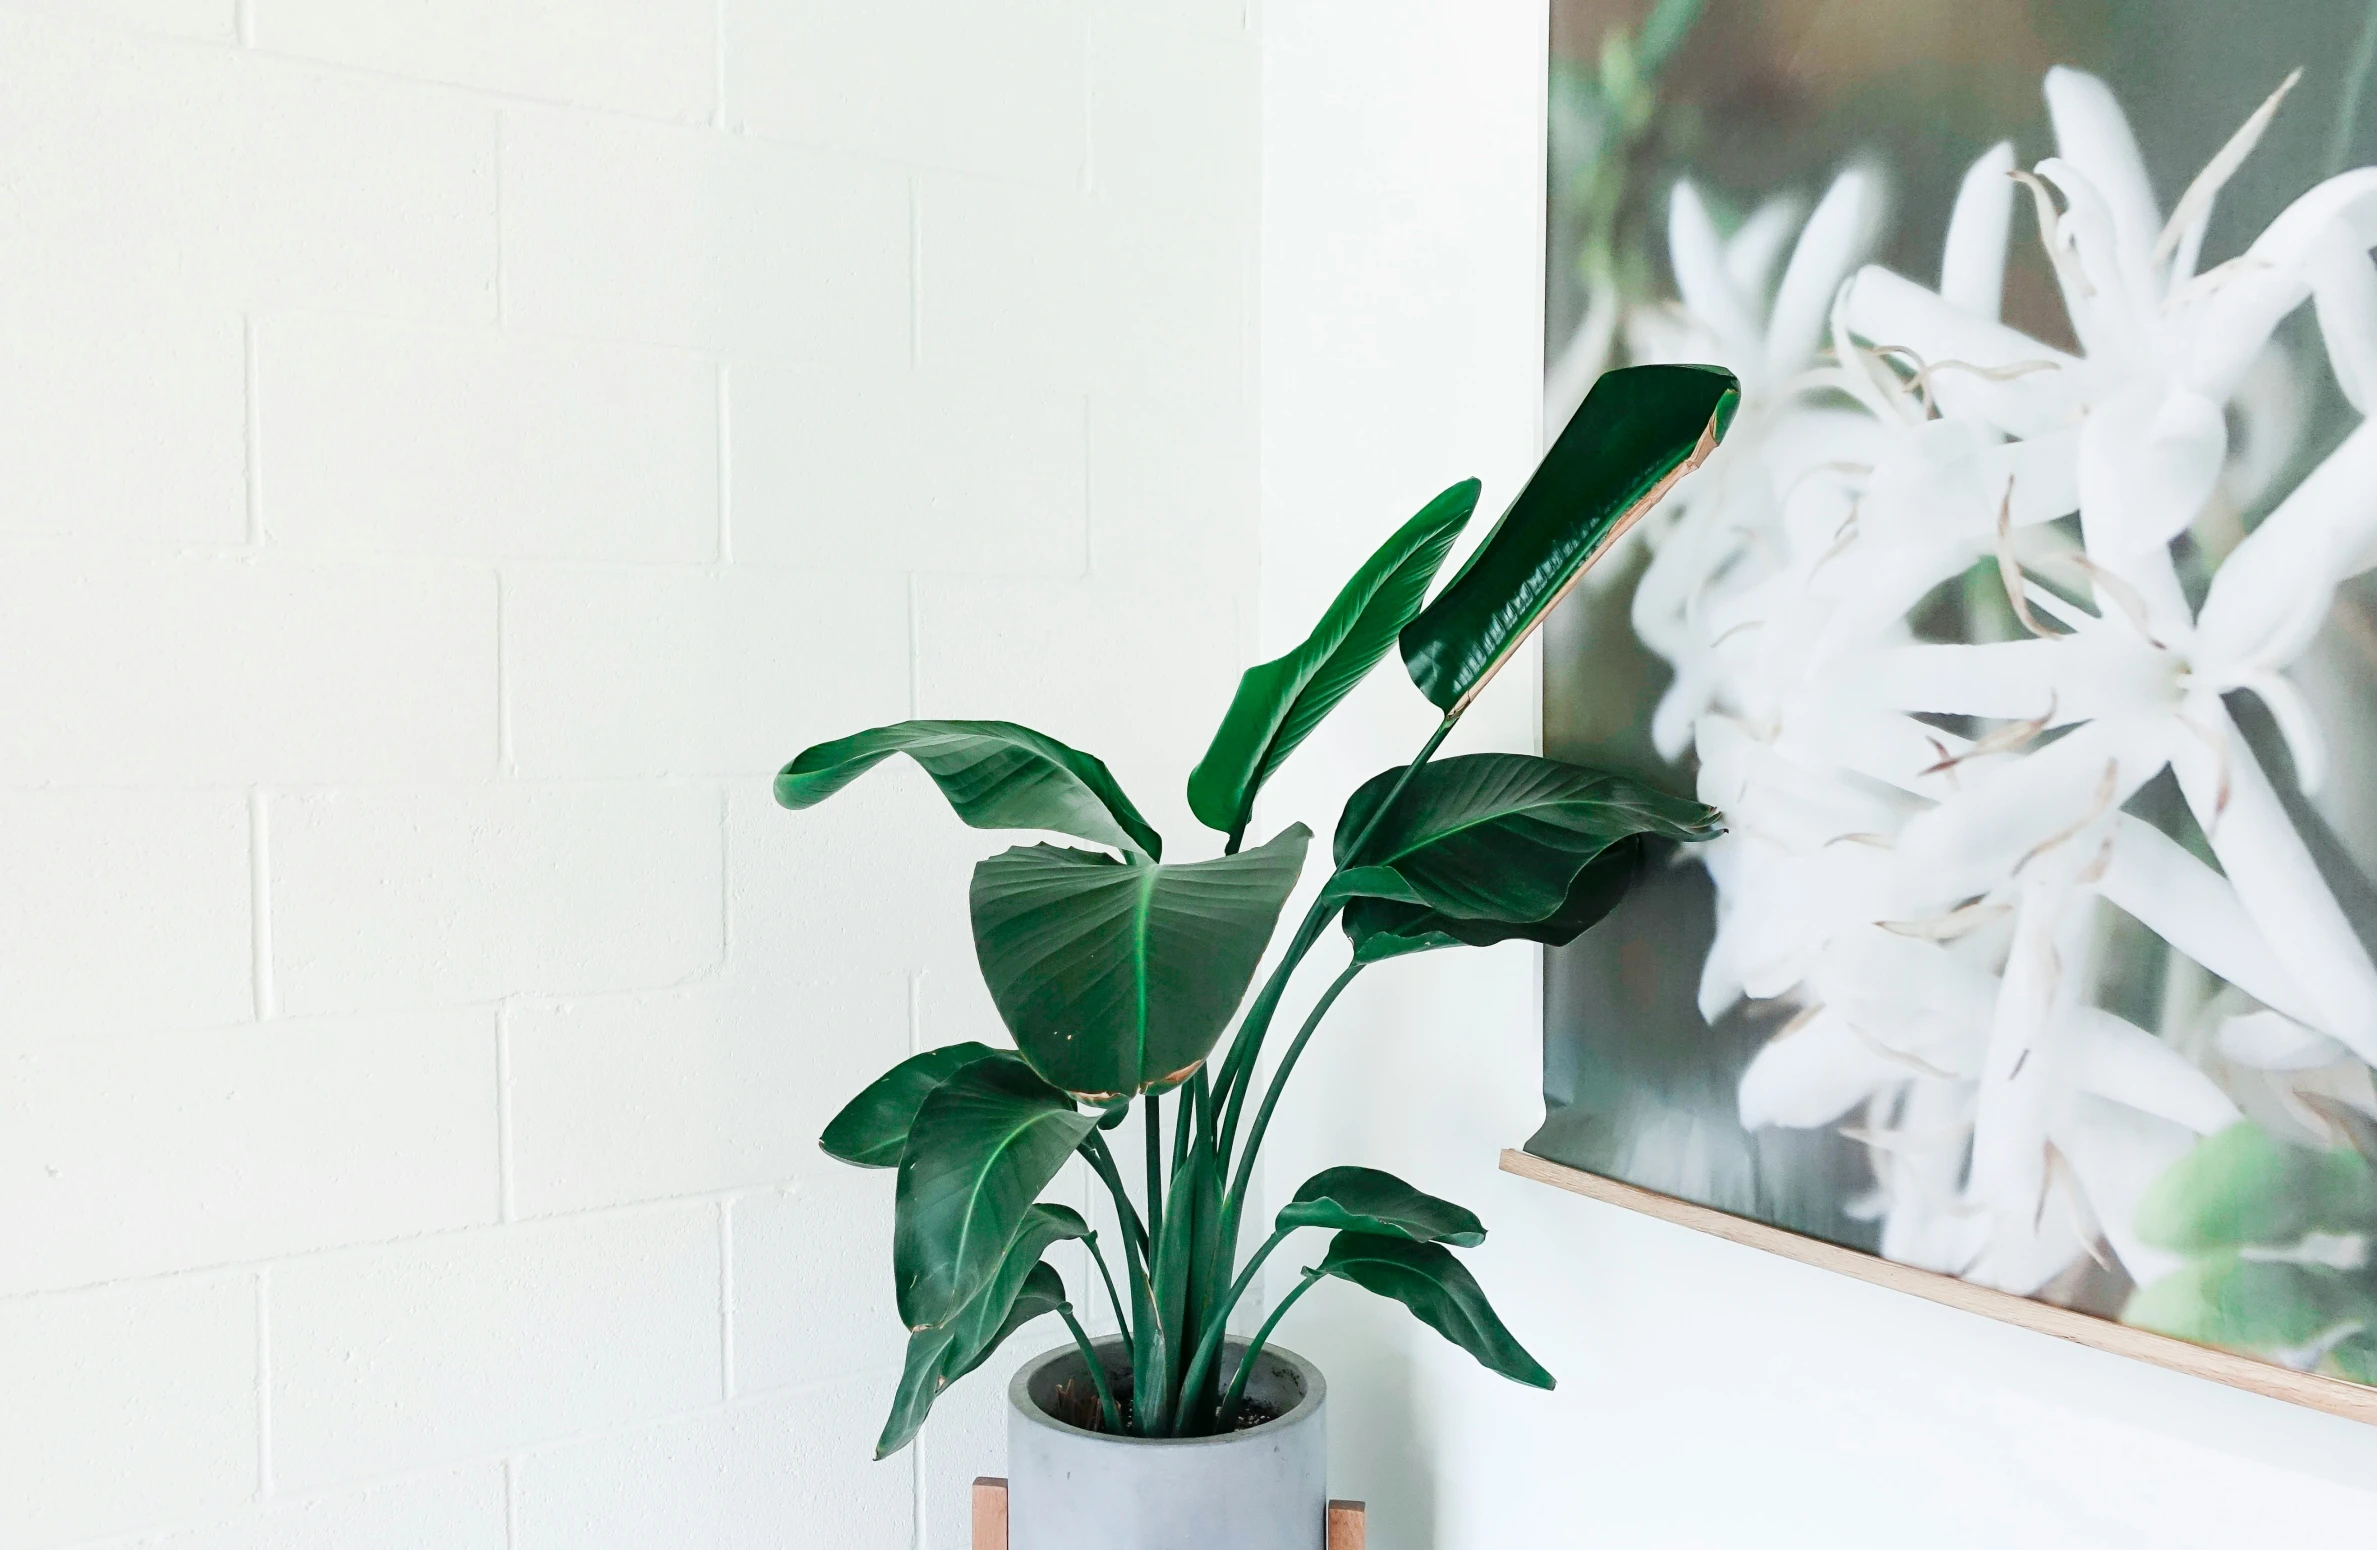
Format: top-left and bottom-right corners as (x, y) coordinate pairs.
(2134, 1122), (2377, 1254)
(894, 1058), (1096, 1331)
(1335, 753), (1714, 917)
(2330, 1328), (2377, 1385)
(2124, 1253), (2377, 1354)
(777, 719), (1163, 860)
(1143, 1146), (1206, 1435)
(1279, 1167), (1486, 1247)
(876, 1237), (1075, 1459)
(1180, 1122), (1228, 1425)
(1312, 1232), (1554, 1389)
(969, 826), (1311, 1101)
(1345, 835), (1650, 963)
(821, 1043), (1003, 1168)
(949, 1258), (1070, 1385)
(1400, 364), (1738, 713)
(1188, 480), (1480, 838)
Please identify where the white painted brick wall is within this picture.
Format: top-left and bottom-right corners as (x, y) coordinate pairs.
(0, 3), (1256, 1544)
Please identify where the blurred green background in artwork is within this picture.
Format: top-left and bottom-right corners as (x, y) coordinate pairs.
(1539, 0), (2377, 1365)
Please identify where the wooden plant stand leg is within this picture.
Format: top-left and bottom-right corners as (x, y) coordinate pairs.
(972, 1478), (1008, 1550)
(970, 1479), (1367, 1549)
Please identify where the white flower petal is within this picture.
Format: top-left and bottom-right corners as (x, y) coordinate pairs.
(2231, 667), (2329, 795)
(1724, 195), (1805, 309)
(2036, 158), (2154, 365)
(1766, 166), (1887, 385)
(2097, 813), (2323, 1027)
(2076, 380), (2226, 563)
(1892, 715), (2167, 908)
(2309, 221), (2377, 413)
(1842, 266), (2082, 435)
(2052, 1097), (2196, 1288)
(1847, 634), (2165, 727)
(2197, 416), (2377, 672)
(1941, 142), (2017, 321)
(2218, 1009), (2349, 1070)
(1668, 180), (1764, 373)
(2182, 168), (2377, 400)
(2155, 69), (2301, 286)
(1738, 1008), (1907, 1130)
(1966, 863), (2093, 1227)
(2044, 66), (2165, 294)
(2168, 695), (2377, 1063)
(2064, 1005), (2241, 1133)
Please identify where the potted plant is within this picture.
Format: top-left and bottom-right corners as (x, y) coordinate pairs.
(778, 364), (1738, 1549)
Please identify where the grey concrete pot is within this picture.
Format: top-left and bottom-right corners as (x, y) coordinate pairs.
(1006, 1337), (1327, 1550)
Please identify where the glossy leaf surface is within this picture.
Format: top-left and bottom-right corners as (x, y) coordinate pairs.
(2134, 1121), (2377, 1253)
(821, 1042), (1002, 1168)
(1278, 1166), (1485, 1247)
(1335, 753), (1715, 916)
(777, 719), (1163, 859)
(1313, 1231), (1554, 1389)
(1188, 480), (1480, 838)
(1345, 835), (1649, 963)
(1143, 1147), (1207, 1434)
(876, 1231), (1073, 1460)
(894, 1058), (1094, 1330)
(1401, 364), (1737, 712)
(969, 826), (1311, 1100)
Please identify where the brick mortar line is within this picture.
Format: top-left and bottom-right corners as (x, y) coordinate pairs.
(0, 1178), (850, 1302)
(70, 1371), (903, 1550)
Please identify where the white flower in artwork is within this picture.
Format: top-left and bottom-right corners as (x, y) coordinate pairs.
(1628, 66), (2377, 1298)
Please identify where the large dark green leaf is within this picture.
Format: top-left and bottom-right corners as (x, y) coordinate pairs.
(1401, 364), (1737, 713)
(1312, 1231), (1554, 1389)
(2134, 1122), (2377, 1253)
(1279, 1167), (1485, 1247)
(894, 1058), (1095, 1330)
(777, 719), (1163, 860)
(1345, 835), (1649, 963)
(821, 1043), (1002, 1168)
(1335, 753), (1714, 919)
(969, 826), (1311, 1101)
(876, 1231), (1075, 1460)
(1188, 481), (1480, 839)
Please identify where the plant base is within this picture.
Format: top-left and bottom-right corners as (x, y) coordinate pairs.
(1005, 1337), (1328, 1550)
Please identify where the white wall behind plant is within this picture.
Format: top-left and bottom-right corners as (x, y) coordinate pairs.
(0, 3), (1257, 1546)
(1255, 4), (2377, 1547)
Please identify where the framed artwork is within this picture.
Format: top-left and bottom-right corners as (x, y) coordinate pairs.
(1531, 0), (2377, 1422)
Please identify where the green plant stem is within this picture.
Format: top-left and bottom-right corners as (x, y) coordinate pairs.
(1078, 1132), (1148, 1258)
(1337, 713), (1456, 863)
(1215, 709), (1453, 1147)
(1058, 1303), (1124, 1434)
(1144, 1092), (1165, 1248)
(1211, 895), (1337, 1134)
(1171, 1070), (1202, 1182)
(1217, 1268), (1322, 1429)
(1083, 1232), (1132, 1342)
(1174, 1225), (1290, 1433)
(1214, 961), (1364, 1269)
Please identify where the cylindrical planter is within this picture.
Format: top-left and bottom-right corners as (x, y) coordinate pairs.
(1006, 1338), (1327, 1550)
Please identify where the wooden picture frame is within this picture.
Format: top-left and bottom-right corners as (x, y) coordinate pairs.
(1501, 1149), (2377, 1427)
